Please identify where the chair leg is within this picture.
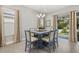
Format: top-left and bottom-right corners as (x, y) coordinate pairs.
(53, 41), (56, 51)
(57, 32), (58, 47)
(48, 42), (52, 53)
(53, 45), (55, 51)
(56, 38), (58, 47)
(25, 44), (27, 52)
(29, 44), (31, 53)
(29, 49), (31, 53)
(57, 41), (58, 47)
(48, 46), (51, 53)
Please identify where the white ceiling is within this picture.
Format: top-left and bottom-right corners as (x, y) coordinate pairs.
(26, 5), (70, 13)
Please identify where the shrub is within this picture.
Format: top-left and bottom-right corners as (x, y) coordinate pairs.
(61, 27), (68, 33)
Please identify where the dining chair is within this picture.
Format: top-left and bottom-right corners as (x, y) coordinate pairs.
(24, 30), (32, 53)
(47, 31), (56, 52)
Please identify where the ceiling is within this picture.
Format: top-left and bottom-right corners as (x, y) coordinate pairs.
(26, 5), (70, 13)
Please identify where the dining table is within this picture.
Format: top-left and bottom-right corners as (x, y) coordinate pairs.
(30, 30), (51, 48)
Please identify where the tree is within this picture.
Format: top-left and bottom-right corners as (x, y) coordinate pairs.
(58, 17), (69, 33)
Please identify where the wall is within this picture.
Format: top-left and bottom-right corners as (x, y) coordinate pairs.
(3, 5), (38, 40)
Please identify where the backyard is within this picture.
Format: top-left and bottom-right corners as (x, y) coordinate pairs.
(58, 16), (79, 40)
(58, 17), (69, 39)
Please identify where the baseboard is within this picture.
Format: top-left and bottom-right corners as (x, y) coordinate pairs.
(5, 38), (25, 45)
(6, 41), (15, 45)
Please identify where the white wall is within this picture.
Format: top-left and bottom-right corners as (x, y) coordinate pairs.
(3, 5), (38, 40)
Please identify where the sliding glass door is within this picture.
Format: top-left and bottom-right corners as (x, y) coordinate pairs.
(57, 14), (69, 39)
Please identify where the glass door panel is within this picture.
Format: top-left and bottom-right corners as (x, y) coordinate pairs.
(57, 14), (69, 39)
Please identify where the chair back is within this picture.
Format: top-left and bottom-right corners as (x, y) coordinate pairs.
(54, 29), (58, 39)
(49, 31), (55, 42)
(25, 30), (31, 44)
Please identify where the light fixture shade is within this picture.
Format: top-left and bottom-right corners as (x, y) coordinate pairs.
(36, 13), (45, 18)
(42, 14), (45, 17)
(40, 13), (42, 16)
(36, 14), (40, 18)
